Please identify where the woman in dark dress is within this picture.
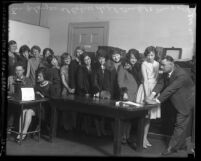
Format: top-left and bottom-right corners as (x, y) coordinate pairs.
(93, 51), (112, 136)
(39, 48), (54, 69)
(46, 55), (61, 98)
(126, 49), (142, 86)
(34, 68), (52, 135)
(76, 53), (96, 134)
(77, 53), (96, 96)
(69, 46), (85, 94)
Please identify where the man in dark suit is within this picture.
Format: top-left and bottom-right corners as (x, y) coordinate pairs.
(146, 55), (195, 156)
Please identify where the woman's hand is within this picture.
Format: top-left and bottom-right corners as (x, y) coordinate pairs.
(68, 88), (75, 94)
(35, 91), (44, 98)
(94, 92), (100, 98)
(123, 92), (129, 101)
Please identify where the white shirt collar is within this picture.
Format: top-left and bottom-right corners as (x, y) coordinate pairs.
(168, 69), (174, 78)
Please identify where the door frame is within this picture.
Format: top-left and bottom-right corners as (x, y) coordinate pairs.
(67, 21), (109, 55)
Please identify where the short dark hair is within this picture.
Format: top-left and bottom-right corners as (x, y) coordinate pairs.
(127, 49), (140, 61)
(60, 52), (71, 65)
(144, 46), (156, 57)
(80, 52), (90, 65)
(43, 48), (54, 58)
(8, 40), (17, 48)
(74, 46), (85, 57)
(46, 55), (58, 66)
(15, 62), (25, 70)
(31, 45), (41, 53)
(19, 45), (30, 56)
(162, 55), (174, 62)
(36, 67), (47, 80)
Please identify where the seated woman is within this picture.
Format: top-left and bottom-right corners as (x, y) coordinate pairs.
(117, 59), (139, 144)
(34, 68), (52, 134)
(11, 63), (34, 142)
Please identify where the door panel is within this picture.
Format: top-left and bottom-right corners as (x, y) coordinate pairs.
(68, 22), (109, 56)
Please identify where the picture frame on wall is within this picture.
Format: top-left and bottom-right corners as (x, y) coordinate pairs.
(163, 47), (182, 60)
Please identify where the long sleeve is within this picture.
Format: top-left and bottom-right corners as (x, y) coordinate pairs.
(8, 76), (14, 94)
(117, 65), (127, 89)
(152, 74), (165, 94)
(26, 60), (30, 78)
(157, 74), (186, 103)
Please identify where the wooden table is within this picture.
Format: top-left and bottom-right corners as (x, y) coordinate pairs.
(7, 97), (48, 144)
(49, 95), (157, 156)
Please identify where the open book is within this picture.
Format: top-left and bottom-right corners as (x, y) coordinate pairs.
(115, 101), (143, 108)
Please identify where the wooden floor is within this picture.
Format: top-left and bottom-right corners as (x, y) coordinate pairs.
(6, 129), (190, 157)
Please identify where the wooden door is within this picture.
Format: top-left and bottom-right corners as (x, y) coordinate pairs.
(68, 22), (109, 57)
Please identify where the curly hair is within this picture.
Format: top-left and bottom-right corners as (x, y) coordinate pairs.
(42, 48), (54, 58)
(60, 52), (72, 66)
(127, 48), (140, 61)
(36, 67), (48, 80)
(144, 46), (156, 57)
(74, 46), (85, 57)
(46, 55), (57, 66)
(31, 45), (41, 54)
(8, 40), (17, 48)
(19, 45), (30, 56)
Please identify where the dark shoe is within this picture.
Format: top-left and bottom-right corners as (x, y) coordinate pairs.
(121, 137), (127, 144)
(187, 148), (195, 157)
(161, 148), (177, 156)
(127, 140), (137, 150)
(15, 134), (27, 143)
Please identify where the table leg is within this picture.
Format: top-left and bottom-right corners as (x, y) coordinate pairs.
(19, 104), (23, 145)
(50, 105), (57, 142)
(136, 116), (145, 152)
(38, 103), (41, 142)
(113, 118), (122, 156)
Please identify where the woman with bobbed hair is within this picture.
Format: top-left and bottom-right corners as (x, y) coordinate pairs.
(39, 48), (55, 69)
(126, 49), (143, 86)
(136, 46), (160, 149)
(69, 46), (85, 94)
(46, 55), (61, 98)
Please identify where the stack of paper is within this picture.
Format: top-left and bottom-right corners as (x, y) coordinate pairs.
(115, 101), (143, 108)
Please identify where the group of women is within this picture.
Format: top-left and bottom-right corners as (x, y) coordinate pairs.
(8, 40), (161, 149)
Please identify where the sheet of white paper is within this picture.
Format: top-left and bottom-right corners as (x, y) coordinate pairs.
(115, 101), (143, 108)
(21, 88), (35, 101)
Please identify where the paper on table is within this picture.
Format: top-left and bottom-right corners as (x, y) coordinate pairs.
(21, 88), (35, 101)
(115, 101), (143, 108)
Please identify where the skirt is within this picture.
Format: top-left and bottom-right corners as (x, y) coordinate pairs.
(136, 83), (161, 119)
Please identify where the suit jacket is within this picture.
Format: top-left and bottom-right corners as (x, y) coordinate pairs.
(153, 65), (195, 115)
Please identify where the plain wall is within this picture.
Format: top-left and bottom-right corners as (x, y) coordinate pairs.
(9, 3), (196, 59)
